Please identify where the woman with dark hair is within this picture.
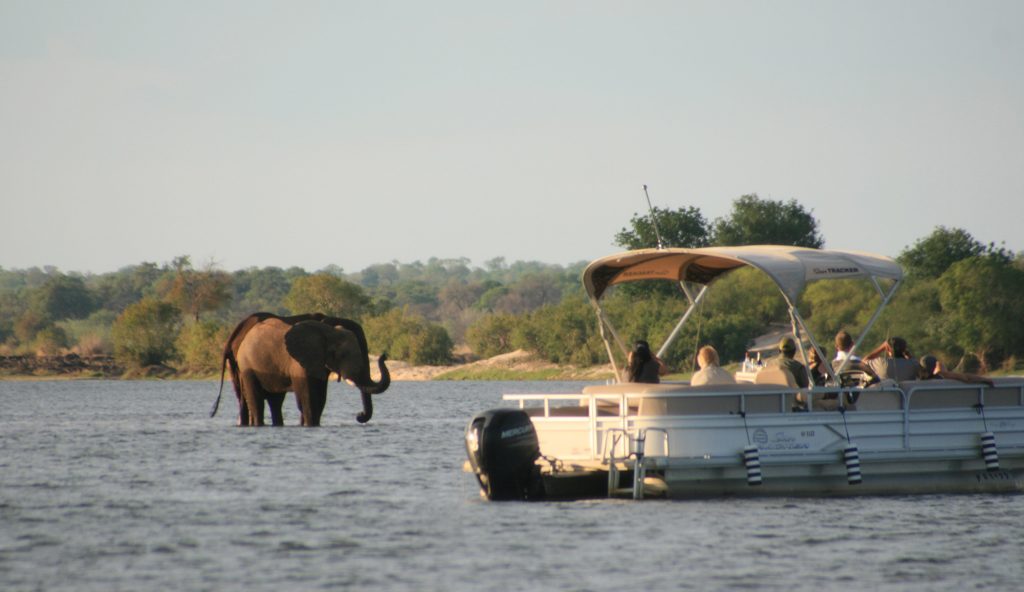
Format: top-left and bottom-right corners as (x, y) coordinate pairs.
(627, 340), (667, 383)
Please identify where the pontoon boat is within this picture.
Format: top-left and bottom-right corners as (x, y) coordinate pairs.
(465, 246), (1024, 500)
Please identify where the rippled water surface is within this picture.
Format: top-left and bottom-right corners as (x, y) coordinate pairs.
(2, 380), (1022, 591)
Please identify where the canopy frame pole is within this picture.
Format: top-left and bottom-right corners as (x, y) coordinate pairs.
(786, 305), (838, 385)
(657, 284), (709, 360)
(834, 277), (902, 376)
(592, 302), (630, 382)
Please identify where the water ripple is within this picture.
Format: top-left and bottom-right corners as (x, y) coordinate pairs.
(1, 380), (1023, 592)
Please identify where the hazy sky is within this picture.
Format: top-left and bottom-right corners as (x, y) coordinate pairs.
(2, 1), (1022, 274)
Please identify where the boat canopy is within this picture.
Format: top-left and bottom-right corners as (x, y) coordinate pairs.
(582, 246), (904, 383)
(584, 245), (903, 304)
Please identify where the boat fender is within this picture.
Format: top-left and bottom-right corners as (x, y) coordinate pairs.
(465, 409), (543, 501)
(843, 444), (862, 485)
(980, 432), (1000, 471)
(743, 445), (762, 486)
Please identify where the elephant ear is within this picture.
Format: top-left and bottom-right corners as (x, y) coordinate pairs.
(284, 321), (329, 375)
(322, 316), (370, 357)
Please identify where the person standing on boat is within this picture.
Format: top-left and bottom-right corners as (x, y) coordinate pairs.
(627, 340), (668, 383)
(918, 355), (995, 387)
(770, 337), (809, 388)
(690, 345), (736, 386)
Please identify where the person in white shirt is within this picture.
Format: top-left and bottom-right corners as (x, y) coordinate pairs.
(690, 345), (736, 386)
(833, 330), (861, 363)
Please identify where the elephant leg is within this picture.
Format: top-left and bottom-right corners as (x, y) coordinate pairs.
(311, 382), (328, 426)
(266, 393), (287, 426)
(237, 393), (250, 426)
(240, 371), (267, 427)
(294, 377), (327, 427)
(232, 373), (249, 426)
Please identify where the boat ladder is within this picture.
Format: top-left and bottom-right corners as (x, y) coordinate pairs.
(604, 428), (669, 500)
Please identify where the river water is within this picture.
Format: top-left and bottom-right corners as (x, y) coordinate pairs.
(1, 380), (1022, 591)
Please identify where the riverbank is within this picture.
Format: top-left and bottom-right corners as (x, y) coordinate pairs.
(0, 350), (618, 382)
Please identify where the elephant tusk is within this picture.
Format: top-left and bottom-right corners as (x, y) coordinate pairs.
(344, 379), (356, 387)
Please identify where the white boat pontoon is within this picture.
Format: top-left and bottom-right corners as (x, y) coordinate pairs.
(465, 246), (1024, 500)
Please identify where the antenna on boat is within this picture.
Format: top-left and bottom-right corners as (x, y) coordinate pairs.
(642, 184), (665, 250)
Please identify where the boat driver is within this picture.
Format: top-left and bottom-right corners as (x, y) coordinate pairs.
(770, 337), (809, 388)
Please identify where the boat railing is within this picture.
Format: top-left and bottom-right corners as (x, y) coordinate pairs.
(504, 379), (1024, 461)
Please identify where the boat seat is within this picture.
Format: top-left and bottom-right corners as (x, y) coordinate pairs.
(754, 367), (797, 387)
(638, 395), (742, 416)
(902, 378), (1024, 409)
(903, 379), (983, 409)
(524, 406), (618, 417)
(853, 389), (905, 411)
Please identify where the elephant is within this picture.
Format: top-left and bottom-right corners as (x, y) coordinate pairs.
(210, 312), (390, 426)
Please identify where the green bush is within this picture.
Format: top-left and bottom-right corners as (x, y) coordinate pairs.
(32, 325), (69, 355)
(516, 298), (607, 366)
(176, 319), (230, 374)
(60, 310), (118, 355)
(363, 308), (453, 365)
(465, 313), (520, 358)
(111, 298), (182, 367)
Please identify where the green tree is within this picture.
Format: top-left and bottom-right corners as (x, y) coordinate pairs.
(284, 274), (372, 319)
(93, 262), (163, 313)
(937, 257), (1024, 372)
(712, 194), (824, 248)
(801, 279), (878, 348)
(111, 298), (182, 367)
(161, 257), (232, 322)
(615, 206), (711, 249)
(29, 274), (96, 321)
(13, 310), (50, 350)
(229, 267), (296, 316)
(899, 226), (1009, 279)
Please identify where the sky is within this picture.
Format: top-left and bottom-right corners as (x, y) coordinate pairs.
(2, 1), (1022, 275)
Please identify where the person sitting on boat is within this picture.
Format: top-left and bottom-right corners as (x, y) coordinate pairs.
(807, 347), (828, 387)
(918, 355), (995, 387)
(690, 345), (736, 386)
(833, 330), (862, 364)
(863, 336), (918, 382)
(831, 330), (880, 384)
(770, 337), (809, 388)
(627, 340), (668, 383)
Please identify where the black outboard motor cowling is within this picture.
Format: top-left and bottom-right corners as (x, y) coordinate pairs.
(465, 409), (543, 501)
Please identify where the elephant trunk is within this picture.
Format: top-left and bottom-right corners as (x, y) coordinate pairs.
(354, 354), (389, 424)
(360, 353), (391, 395)
(356, 390), (373, 424)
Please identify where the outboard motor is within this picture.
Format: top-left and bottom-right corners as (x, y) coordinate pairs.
(465, 409), (543, 501)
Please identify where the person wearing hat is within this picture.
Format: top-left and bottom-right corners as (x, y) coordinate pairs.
(770, 336), (810, 388)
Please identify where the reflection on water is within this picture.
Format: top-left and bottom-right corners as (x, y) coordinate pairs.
(1, 380), (1022, 591)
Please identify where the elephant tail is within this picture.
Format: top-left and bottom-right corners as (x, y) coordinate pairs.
(210, 354), (229, 417)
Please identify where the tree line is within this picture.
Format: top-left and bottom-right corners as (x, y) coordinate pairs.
(1, 194), (1021, 375)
